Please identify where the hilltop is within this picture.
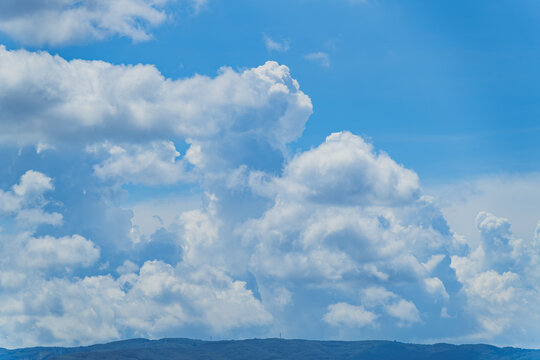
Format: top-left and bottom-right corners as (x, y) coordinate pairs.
(0, 338), (538, 360)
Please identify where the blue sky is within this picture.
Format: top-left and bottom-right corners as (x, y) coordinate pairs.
(0, 0), (539, 349)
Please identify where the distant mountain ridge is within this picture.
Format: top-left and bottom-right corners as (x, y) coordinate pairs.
(0, 338), (538, 360)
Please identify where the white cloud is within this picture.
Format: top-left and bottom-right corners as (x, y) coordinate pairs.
(0, 261), (272, 347)
(35, 143), (55, 154)
(1, 43), (538, 347)
(128, 194), (200, 243)
(430, 174), (540, 345)
(178, 193), (222, 266)
(21, 234), (100, 269)
(360, 286), (421, 326)
(190, 0), (208, 13)
(440, 307), (450, 318)
(361, 286), (397, 307)
(0, 47), (312, 185)
(242, 132), (452, 288)
(323, 302), (378, 328)
(450, 211), (540, 345)
(90, 141), (192, 185)
(430, 173), (540, 243)
(304, 52), (330, 67)
(422, 254), (446, 273)
(276, 132), (421, 206)
(116, 260), (139, 275)
(0, 0), (178, 45)
(232, 132), (458, 334)
(263, 34), (290, 52)
(0, 47), (311, 147)
(424, 277), (449, 300)
(15, 208), (63, 227)
(384, 299), (421, 325)
(0, 170), (62, 228)
(12, 170), (53, 198)
(0, 170), (271, 347)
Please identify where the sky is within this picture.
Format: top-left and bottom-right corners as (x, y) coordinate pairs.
(0, 0), (539, 349)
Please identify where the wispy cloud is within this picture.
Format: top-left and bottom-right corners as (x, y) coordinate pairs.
(191, 0), (209, 14)
(304, 51), (330, 67)
(263, 34), (290, 52)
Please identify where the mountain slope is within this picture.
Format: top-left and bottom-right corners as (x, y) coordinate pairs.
(0, 338), (538, 360)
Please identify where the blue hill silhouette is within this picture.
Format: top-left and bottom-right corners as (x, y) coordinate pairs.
(1, 338), (538, 360)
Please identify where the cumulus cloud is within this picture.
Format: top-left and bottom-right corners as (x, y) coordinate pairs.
(242, 133), (451, 288)
(451, 211), (540, 345)
(0, 46), (311, 187)
(231, 132), (456, 336)
(424, 277), (449, 300)
(179, 200), (215, 251)
(0, 0), (177, 45)
(384, 299), (421, 325)
(361, 286), (397, 307)
(0, 260), (271, 347)
(0, 178), (271, 347)
(12, 170), (53, 198)
(429, 173), (540, 244)
(323, 303), (378, 328)
(112, 129), (454, 340)
(359, 287), (421, 326)
(0, 44), (537, 347)
(276, 132), (421, 205)
(0, 170), (62, 227)
(116, 260), (139, 275)
(90, 141), (192, 185)
(21, 234), (100, 269)
(0, 47), (311, 147)
(123, 262), (272, 333)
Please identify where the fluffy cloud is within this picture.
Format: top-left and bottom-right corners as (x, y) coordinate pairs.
(242, 133), (450, 286)
(0, 45), (538, 347)
(451, 212), (540, 345)
(12, 170), (53, 198)
(323, 303), (378, 328)
(21, 234), (100, 269)
(424, 277), (449, 300)
(0, 46), (311, 186)
(115, 130), (452, 339)
(120, 261), (272, 334)
(0, 170), (62, 227)
(0, 261), (271, 347)
(0, 173), (99, 271)
(276, 132), (420, 205)
(429, 173), (540, 243)
(0, 47), (311, 148)
(359, 287), (421, 326)
(90, 141), (191, 185)
(228, 132), (456, 336)
(385, 299), (421, 325)
(0, 171), (272, 347)
(0, 0), (176, 45)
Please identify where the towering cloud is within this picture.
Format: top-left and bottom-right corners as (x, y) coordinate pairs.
(0, 45), (537, 348)
(451, 212), (540, 345)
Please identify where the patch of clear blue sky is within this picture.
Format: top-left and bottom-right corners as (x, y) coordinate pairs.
(4, 0), (540, 186)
